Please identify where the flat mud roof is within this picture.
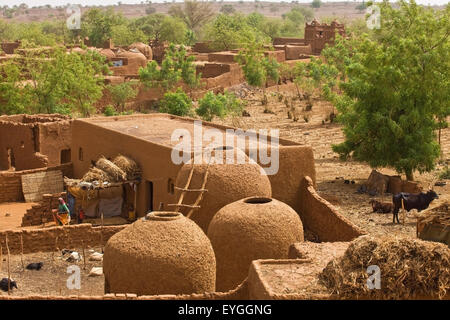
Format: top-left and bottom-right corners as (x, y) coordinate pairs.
(78, 114), (298, 149)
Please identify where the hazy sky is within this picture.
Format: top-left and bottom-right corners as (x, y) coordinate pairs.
(1, 0), (449, 7)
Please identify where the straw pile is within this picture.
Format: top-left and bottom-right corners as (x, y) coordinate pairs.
(319, 236), (450, 299)
(112, 154), (141, 180)
(96, 157), (127, 182)
(81, 167), (112, 183)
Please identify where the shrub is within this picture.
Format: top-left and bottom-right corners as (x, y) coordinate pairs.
(159, 88), (193, 116)
(108, 82), (138, 113)
(104, 105), (117, 116)
(196, 91), (244, 121)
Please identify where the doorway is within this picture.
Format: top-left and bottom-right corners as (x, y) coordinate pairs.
(146, 181), (153, 212)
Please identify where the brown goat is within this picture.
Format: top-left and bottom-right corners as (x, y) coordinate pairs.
(369, 200), (393, 213)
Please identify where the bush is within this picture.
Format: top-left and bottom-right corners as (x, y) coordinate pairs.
(159, 88), (193, 116)
(104, 105), (117, 116)
(108, 82), (138, 113)
(196, 91), (244, 121)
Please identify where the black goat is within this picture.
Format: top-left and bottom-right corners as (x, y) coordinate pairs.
(392, 190), (438, 224)
(0, 278), (17, 291)
(26, 262), (44, 271)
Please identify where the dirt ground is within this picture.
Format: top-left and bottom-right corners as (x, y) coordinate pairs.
(0, 203), (35, 231)
(217, 82), (450, 239)
(0, 247), (105, 297)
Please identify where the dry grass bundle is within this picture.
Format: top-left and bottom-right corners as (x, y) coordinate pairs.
(81, 167), (112, 183)
(319, 236), (450, 300)
(112, 154), (141, 180)
(96, 157), (126, 182)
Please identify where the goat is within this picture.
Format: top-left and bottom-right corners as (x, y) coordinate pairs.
(392, 190), (438, 224)
(0, 278), (17, 291)
(26, 262), (43, 271)
(369, 200), (393, 213)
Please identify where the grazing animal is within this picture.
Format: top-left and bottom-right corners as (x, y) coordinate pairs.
(0, 278), (17, 291)
(369, 200), (393, 213)
(26, 262), (43, 271)
(392, 190), (439, 224)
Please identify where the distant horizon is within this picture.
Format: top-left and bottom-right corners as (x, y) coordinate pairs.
(2, 0), (449, 8)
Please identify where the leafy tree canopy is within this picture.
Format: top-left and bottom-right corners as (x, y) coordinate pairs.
(319, 0), (450, 180)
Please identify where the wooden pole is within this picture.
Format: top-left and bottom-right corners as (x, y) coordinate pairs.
(100, 211), (104, 253)
(0, 244), (2, 273)
(53, 235), (59, 261)
(5, 235), (11, 295)
(82, 240), (86, 270)
(20, 234), (24, 270)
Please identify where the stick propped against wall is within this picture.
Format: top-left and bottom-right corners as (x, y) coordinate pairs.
(5, 235), (11, 295)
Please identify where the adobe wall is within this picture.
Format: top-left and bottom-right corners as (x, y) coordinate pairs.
(0, 223), (126, 255)
(304, 21), (345, 55)
(285, 45), (312, 60)
(257, 146), (316, 217)
(38, 120), (73, 167)
(193, 42), (215, 53)
(0, 114), (72, 171)
(273, 37), (305, 46)
(21, 192), (66, 227)
(71, 119), (180, 217)
(299, 176), (365, 242)
(264, 50), (286, 63)
(0, 163), (73, 203)
(208, 51), (239, 64)
(0, 280), (250, 300)
(0, 119), (47, 171)
(1, 41), (21, 54)
(196, 63), (231, 78)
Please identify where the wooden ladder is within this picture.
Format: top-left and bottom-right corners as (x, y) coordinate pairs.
(168, 151), (212, 219)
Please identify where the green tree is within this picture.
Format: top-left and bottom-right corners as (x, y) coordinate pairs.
(81, 8), (126, 47)
(196, 91), (243, 121)
(236, 40), (280, 104)
(108, 81), (138, 113)
(205, 13), (269, 51)
(0, 48), (108, 117)
(131, 14), (188, 44)
(0, 62), (30, 115)
(159, 88), (193, 116)
(328, 0), (450, 180)
(139, 43), (201, 93)
(168, 0), (214, 33)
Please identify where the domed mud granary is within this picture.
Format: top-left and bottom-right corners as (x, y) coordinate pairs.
(207, 197), (304, 292)
(174, 146), (272, 232)
(103, 211), (216, 296)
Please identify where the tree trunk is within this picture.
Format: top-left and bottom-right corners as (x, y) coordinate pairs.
(406, 170), (414, 181)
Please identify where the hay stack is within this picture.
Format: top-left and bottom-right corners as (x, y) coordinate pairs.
(81, 167), (112, 183)
(112, 155), (141, 180)
(319, 236), (450, 299)
(96, 157), (127, 182)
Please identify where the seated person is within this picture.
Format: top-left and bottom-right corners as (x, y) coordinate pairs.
(52, 198), (71, 226)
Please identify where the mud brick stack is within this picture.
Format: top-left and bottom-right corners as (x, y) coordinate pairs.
(21, 192), (66, 227)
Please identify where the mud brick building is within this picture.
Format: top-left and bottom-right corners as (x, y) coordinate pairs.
(0, 114), (72, 171)
(72, 114), (364, 242)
